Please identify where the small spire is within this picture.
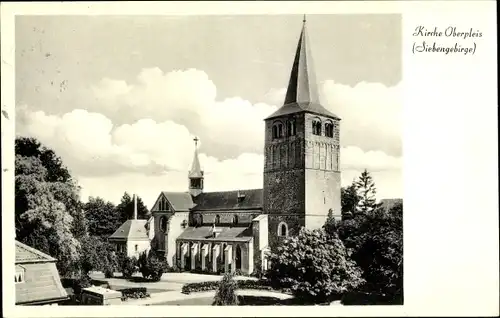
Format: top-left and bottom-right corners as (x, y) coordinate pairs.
(189, 137), (203, 178)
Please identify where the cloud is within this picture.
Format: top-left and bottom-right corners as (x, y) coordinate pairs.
(17, 106), (401, 203)
(322, 80), (402, 157)
(87, 68), (277, 158)
(16, 68), (402, 203)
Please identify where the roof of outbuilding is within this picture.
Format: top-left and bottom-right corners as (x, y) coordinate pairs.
(15, 240), (56, 263)
(109, 219), (149, 240)
(15, 241), (68, 305)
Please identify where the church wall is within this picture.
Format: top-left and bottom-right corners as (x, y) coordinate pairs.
(126, 240), (150, 259)
(263, 169), (305, 215)
(192, 211), (261, 226)
(166, 211), (189, 267)
(267, 214), (305, 249)
(304, 170), (341, 229)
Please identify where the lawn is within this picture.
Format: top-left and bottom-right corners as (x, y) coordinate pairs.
(151, 296), (299, 306)
(151, 297), (214, 306)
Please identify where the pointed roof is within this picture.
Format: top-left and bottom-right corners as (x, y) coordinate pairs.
(266, 16), (340, 121)
(109, 219), (149, 241)
(15, 240), (57, 263)
(189, 137), (203, 178)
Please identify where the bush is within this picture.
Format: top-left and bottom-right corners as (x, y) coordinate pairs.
(181, 279), (275, 294)
(118, 253), (138, 278)
(267, 228), (364, 304)
(73, 275), (92, 296)
(118, 287), (150, 301)
(213, 272), (238, 306)
(138, 250), (166, 282)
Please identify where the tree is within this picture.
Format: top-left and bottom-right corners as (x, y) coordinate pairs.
(84, 197), (120, 238)
(15, 136), (87, 241)
(15, 154), (81, 276)
(213, 272), (239, 306)
(341, 182), (360, 219)
(115, 192), (150, 223)
(354, 169), (379, 214)
(80, 236), (117, 277)
(15, 137), (72, 183)
(267, 228), (364, 304)
(330, 202), (403, 304)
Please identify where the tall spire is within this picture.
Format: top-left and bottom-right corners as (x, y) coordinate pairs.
(189, 137), (203, 178)
(283, 14), (319, 105)
(265, 16), (340, 120)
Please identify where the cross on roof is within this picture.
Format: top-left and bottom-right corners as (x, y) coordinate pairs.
(193, 137), (199, 148)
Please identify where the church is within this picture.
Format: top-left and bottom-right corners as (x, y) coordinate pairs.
(145, 17), (342, 275)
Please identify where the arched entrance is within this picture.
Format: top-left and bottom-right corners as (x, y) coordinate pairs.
(235, 245), (242, 270)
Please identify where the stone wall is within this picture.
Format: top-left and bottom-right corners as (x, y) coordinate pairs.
(263, 169), (305, 215)
(126, 239), (150, 259)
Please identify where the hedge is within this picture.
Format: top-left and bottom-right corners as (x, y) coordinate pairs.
(181, 279), (275, 294)
(118, 287), (151, 301)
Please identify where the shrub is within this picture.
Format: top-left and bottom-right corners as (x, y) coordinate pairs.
(73, 274), (92, 296)
(138, 250), (166, 282)
(181, 279), (276, 294)
(267, 228), (364, 304)
(118, 253), (138, 279)
(213, 272), (238, 306)
(119, 287), (150, 301)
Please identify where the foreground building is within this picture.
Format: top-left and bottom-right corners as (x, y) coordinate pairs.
(145, 17), (342, 274)
(15, 241), (69, 306)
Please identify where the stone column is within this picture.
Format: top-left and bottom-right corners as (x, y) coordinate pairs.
(190, 243), (198, 270)
(212, 244), (220, 273)
(180, 243), (188, 270)
(201, 244), (209, 271)
(247, 240), (254, 275)
(224, 245), (232, 273)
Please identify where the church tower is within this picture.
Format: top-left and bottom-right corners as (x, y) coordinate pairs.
(263, 16), (342, 243)
(188, 137), (204, 197)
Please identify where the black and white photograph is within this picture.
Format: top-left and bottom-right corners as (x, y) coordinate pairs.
(2, 1), (497, 316)
(11, 13), (403, 307)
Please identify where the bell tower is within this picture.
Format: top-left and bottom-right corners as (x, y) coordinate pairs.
(188, 137), (204, 197)
(263, 16), (342, 243)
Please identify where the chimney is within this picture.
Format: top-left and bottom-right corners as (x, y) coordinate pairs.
(133, 194), (137, 220)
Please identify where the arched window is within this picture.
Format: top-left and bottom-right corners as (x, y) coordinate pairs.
(215, 215), (221, 225)
(135, 244), (139, 252)
(232, 214), (239, 225)
(198, 214), (203, 227)
(160, 216), (167, 232)
(287, 120), (296, 136)
(325, 121), (334, 138)
(312, 118), (322, 136)
(277, 222), (288, 237)
(272, 121), (284, 139)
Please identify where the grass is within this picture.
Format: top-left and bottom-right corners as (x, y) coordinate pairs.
(151, 296), (300, 306)
(152, 297), (214, 306)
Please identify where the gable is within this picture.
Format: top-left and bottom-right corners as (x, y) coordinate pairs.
(152, 192), (194, 212)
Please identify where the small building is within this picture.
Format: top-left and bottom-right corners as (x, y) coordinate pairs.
(15, 241), (69, 306)
(109, 194), (151, 258)
(81, 286), (122, 306)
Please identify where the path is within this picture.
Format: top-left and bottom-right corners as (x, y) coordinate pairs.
(122, 289), (293, 306)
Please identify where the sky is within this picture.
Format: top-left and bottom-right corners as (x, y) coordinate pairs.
(15, 14), (402, 206)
